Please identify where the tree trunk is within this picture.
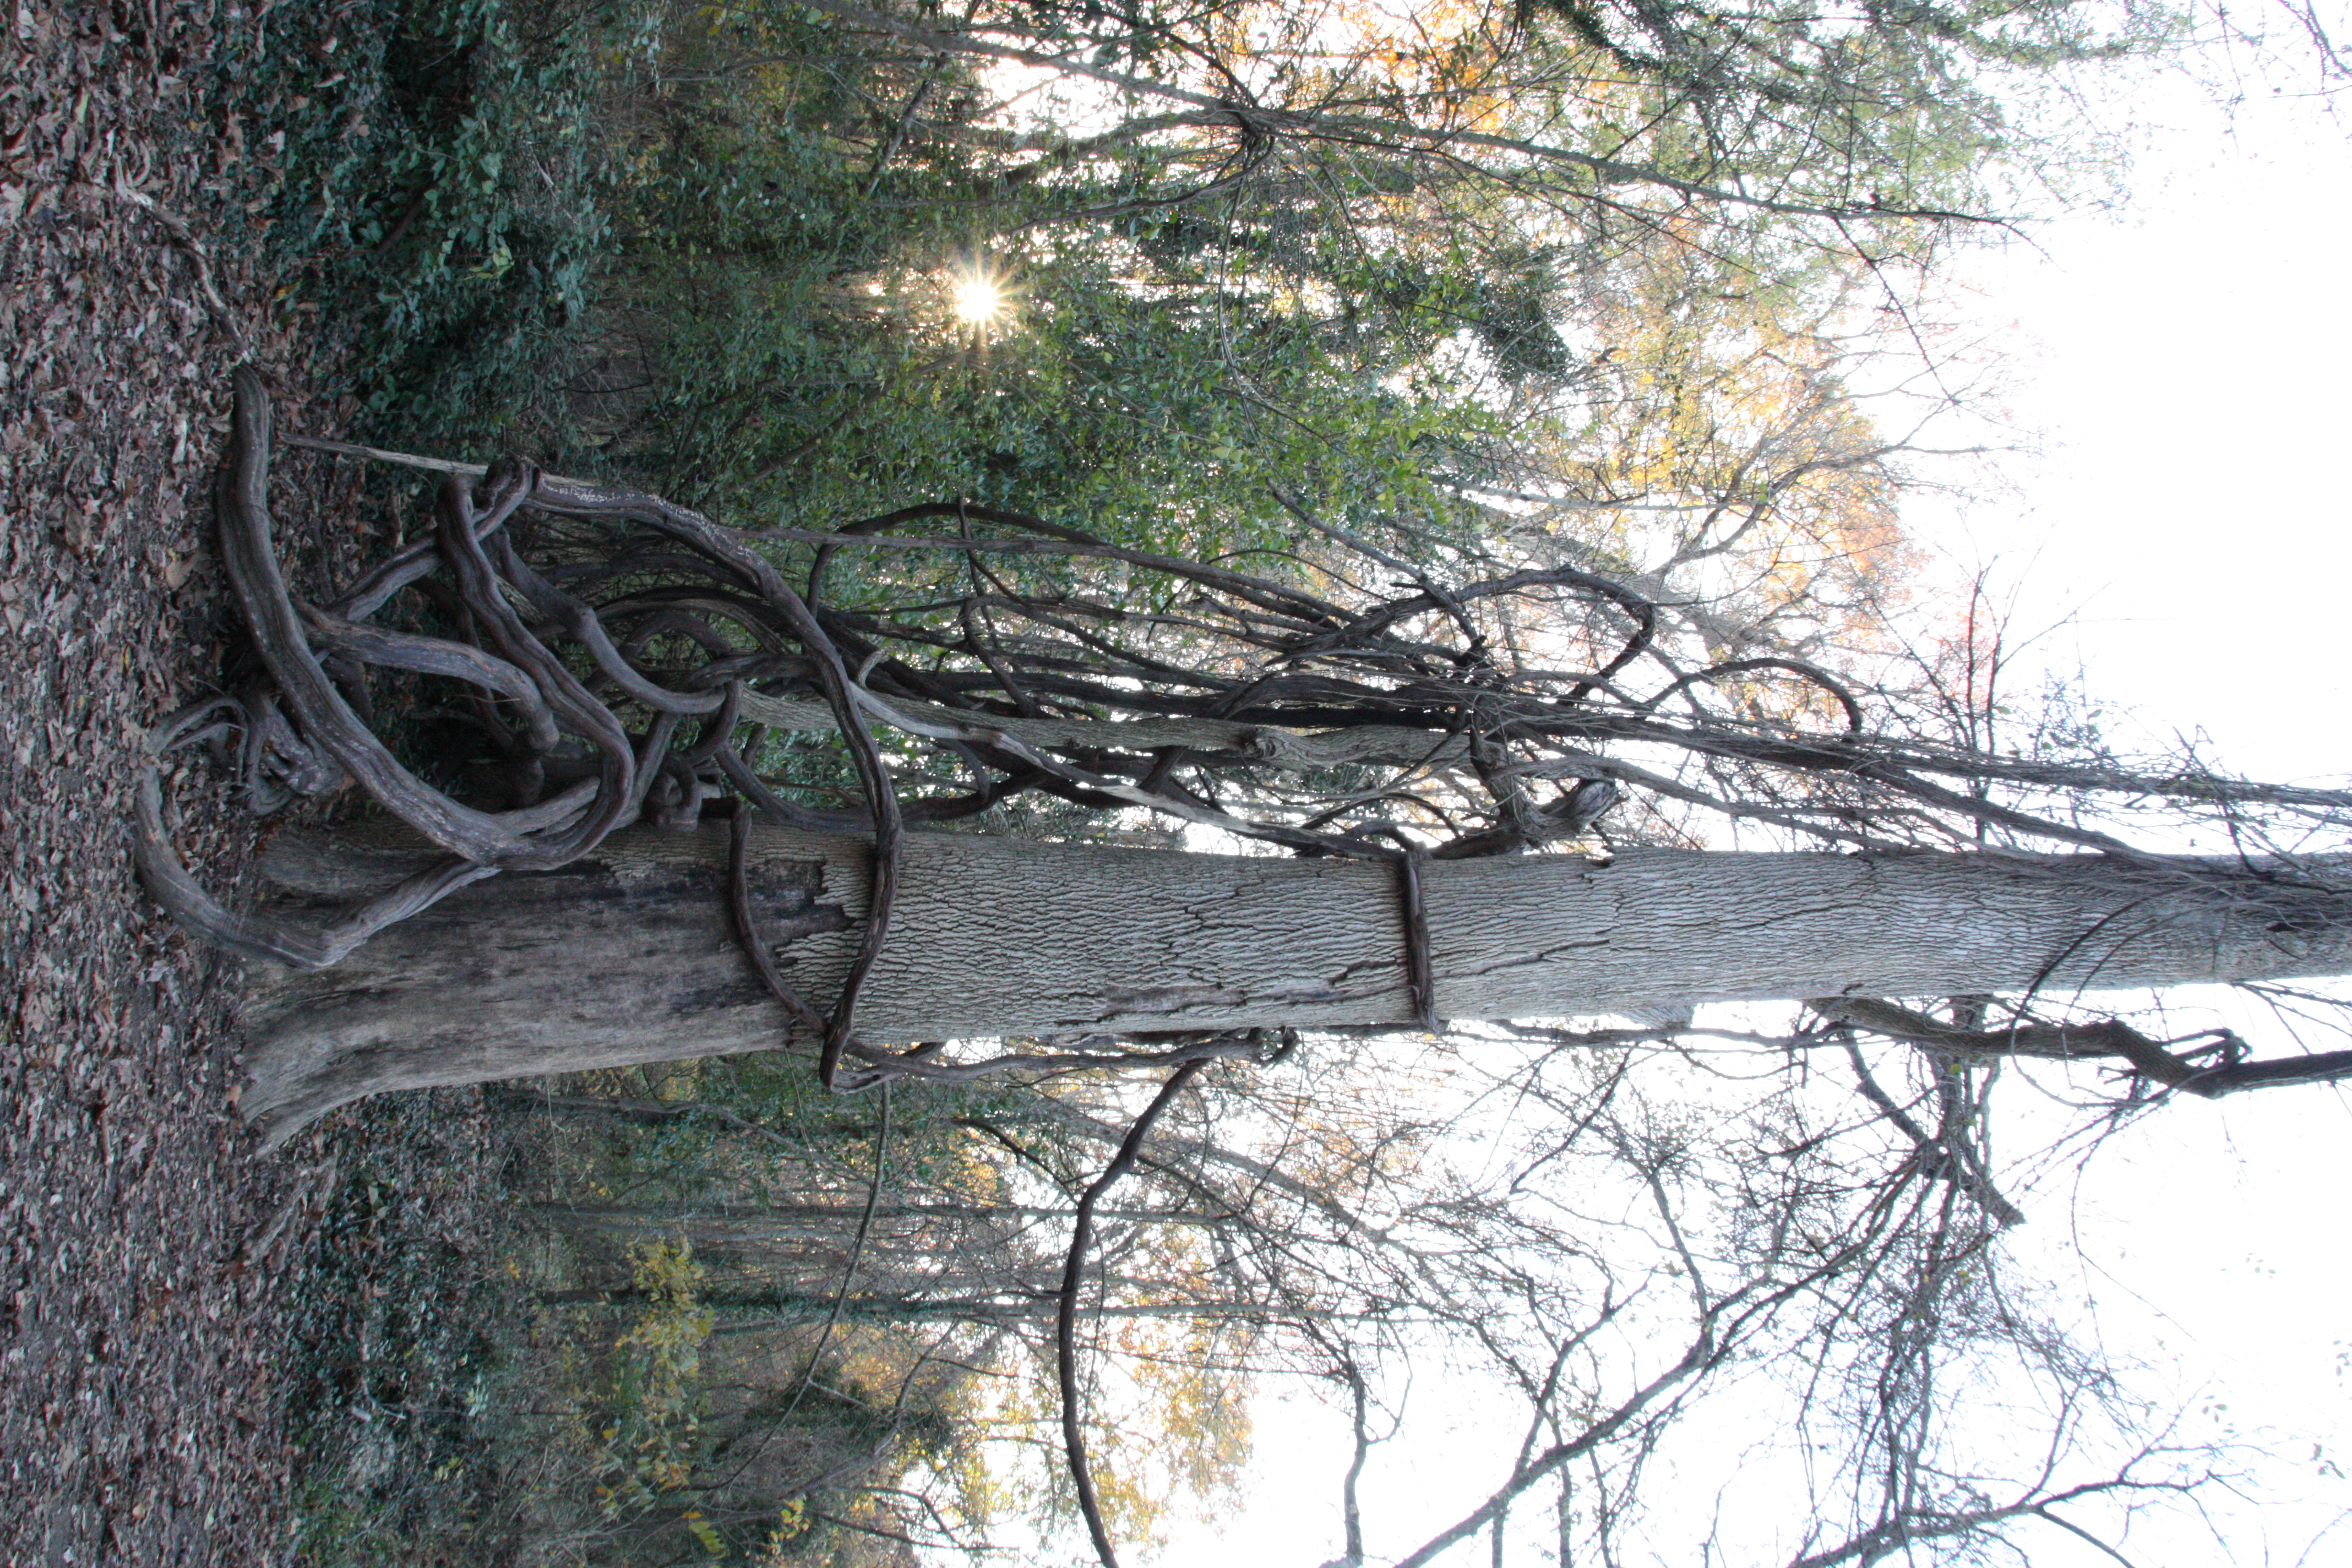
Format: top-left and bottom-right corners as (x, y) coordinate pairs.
(236, 820), (2352, 1146)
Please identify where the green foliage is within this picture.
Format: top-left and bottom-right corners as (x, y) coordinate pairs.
(235, 0), (2178, 579)
(552, 7), (1507, 557)
(227, 0), (1512, 561)
(277, 1092), (547, 1568)
(213, 0), (646, 444)
(594, 1238), (717, 1514)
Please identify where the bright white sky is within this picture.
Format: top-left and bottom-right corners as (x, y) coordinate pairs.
(1908, 52), (2352, 1568)
(1134, 36), (2352, 1568)
(1945, 65), (2352, 790)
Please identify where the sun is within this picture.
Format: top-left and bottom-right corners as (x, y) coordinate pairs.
(951, 276), (1004, 323)
(949, 266), (1010, 327)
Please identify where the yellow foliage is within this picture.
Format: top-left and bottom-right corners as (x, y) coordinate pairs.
(592, 1239), (716, 1517)
(1512, 229), (1925, 687)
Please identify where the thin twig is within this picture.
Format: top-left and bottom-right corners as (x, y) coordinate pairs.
(1058, 1060), (1208, 1568)
(780, 1082), (895, 1422)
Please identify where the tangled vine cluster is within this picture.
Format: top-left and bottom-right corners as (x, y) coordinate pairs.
(138, 369), (2352, 1096)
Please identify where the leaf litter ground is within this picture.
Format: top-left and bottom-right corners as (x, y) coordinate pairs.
(1, 5), (515, 1561)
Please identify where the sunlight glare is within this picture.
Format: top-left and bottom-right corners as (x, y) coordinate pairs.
(951, 273), (1006, 325)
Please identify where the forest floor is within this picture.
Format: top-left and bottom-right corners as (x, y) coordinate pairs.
(0, 5), (507, 1562)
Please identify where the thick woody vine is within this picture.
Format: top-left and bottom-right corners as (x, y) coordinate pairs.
(134, 369), (2352, 1565)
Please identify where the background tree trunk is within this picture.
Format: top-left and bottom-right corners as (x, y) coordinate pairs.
(236, 821), (2352, 1144)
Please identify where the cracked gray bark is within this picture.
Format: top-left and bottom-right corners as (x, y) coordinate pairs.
(235, 819), (2352, 1147)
